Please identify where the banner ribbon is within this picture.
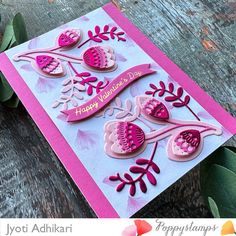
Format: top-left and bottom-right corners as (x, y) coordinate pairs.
(62, 64), (155, 122)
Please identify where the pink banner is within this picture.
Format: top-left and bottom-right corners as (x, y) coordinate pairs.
(63, 64), (155, 122)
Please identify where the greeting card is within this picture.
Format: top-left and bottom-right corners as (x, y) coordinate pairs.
(0, 3), (235, 218)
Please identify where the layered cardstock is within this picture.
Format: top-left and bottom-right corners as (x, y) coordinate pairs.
(0, 3), (235, 217)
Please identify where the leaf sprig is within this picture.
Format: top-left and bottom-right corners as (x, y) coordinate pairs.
(0, 13), (28, 107)
(146, 81), (200, 121)
(87, 25), (126, 43)
(109, 142), (160, 196)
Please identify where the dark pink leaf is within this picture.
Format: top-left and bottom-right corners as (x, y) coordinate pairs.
(168, 83), (174, 93)
(173, 101), (184, 107)
(130, 166), (146, 174)
(96, 81), (104, 94)
(159, 81), (165, 89)
(139, 179), (147, 193)
(87, 85), (93, 96)
(151, 163), (160, 174)
(78, 72), (91, 77)
(145, 91), (153, 95)
(98, 34), (109, 40)
(86, 77), (97, 83)
(95, 25), (101, 34)
(116, 182), (125, 192)
(150, 83), (157, 90)
(118, 37), (126, 42)
(109, 175), (119, 181)
(184, 95), (190, 105)
(165, 95), (178, 102)
(103, 25), (109, 32)
(136, 158), (149, 165)
(124, 173), (133, 181)
(158, 89), (165, 97)
(130, 184), (136, 196)
(117, 31), (125, 35)
(88, 30), (94, 39)
(177, 87), (183, 97)
(111, 26), (117, 33)
(92, 37), (103, 43)
(146, 171), (157, 185)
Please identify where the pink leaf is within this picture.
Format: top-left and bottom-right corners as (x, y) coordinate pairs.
(116, 182), (125, 192)
(130, 166), (145, 174)
(177, 87), (183, 97)
(109, 175), (119, 181)
(103, 25), (109, 32)
(145, 91), (153, 95)
(95, 25), (101, 34)
(115, 97), (122, 107)
(52, 101), (60, 108)
(159, 81), (165, 89)
(173, 101), (184, 107)
(124, 173), (133, 181)
(150, 83), (157, 90)
(130, 184), (136, 196)
(78, 72), (91, 77)
(87, 85), (93, 96)
(151, 163), (160, 174)
(98, 34), (109, 40)
(168, 83), (174, 93)
(146, 171), (157, 185)
(165, 95), (178, 102)
(136, 158), (149, 165)
(139, 179), (147, 193)
(184, 95), (190, 105)
(125, 99), (132, 111)
(88, 30), (94, 39)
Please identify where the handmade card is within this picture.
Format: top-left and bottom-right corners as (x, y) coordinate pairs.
(0, 3), (235, 218)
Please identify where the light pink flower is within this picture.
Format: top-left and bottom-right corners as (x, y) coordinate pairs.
(76, 129), (98, 150)
(122, 225), (137, 236)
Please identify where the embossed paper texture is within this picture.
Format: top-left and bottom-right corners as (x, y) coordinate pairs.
(3, 6), (233, 217)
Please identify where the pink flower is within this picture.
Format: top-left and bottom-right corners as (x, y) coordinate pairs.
(36, 55), (64, 76)
(58, 29), (81, 48)
(82, 46), (116, 71)
(35, 77), (55, 93)
(137, 96), (169, 123)
(122, 225), (137, 236)
(104, 121), (146, 159)
(76, 129), (98, 150)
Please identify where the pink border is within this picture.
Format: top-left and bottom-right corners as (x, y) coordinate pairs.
(0, 52), (119, 218)
(0, 2), (235, 219)
(103, 3), (236, 135)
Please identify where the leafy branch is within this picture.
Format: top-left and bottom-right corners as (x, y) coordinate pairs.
(145, 81), (200, 121)
(109, 142), (160, 196)
(68, 62), (109, 96)
(78, 25), (126, 48)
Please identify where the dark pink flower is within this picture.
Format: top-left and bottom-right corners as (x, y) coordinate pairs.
(36, 55), (64, 76)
